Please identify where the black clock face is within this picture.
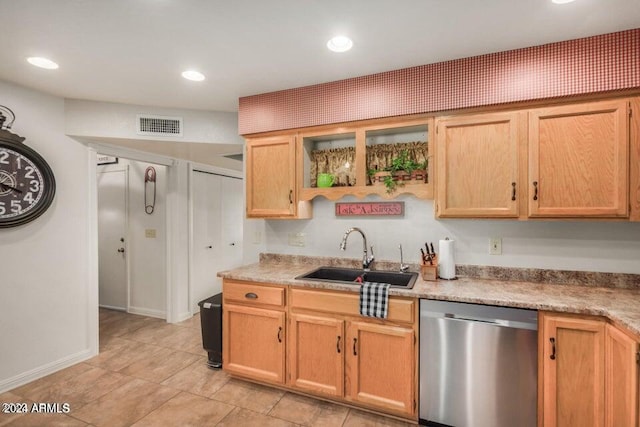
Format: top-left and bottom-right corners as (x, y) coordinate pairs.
(0, 142), (56, 227)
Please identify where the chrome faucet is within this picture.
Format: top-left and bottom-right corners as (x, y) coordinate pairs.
(398, 244), (410, 272)
(339, 227), (375, 270)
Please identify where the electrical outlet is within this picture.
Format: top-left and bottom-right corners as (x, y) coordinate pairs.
(145, 229), (156, 238)
(253, 231), (262, 244)
(489, 237), (502, 255)
(288, 232), (306, 247)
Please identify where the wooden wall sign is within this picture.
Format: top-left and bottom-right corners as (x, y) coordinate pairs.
(335, 202), (404, 217)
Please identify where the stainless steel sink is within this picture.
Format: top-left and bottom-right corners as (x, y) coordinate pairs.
(295, 266), (418, 289)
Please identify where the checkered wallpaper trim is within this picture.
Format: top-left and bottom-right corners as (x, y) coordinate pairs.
(239, 29), (640, 135)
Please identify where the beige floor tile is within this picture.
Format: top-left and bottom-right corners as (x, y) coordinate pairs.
(131, 391), (234, 427)
(10, 365), (129, 409)
(269, 392), (349, 426)
(161, 358), (229, 397)
(176, 313), (201, 330)
(211, 379), (285, 414)
(88, 340), (165, 372)
(217, 407), (297, 427)
(0, 392), (32, 426)
(343, 409), (414, 427)
(119, 322), (177, 345)
(5, 412), (88, 427)
(11, 363), (95, 399)
(158, 326), (202, 351)
(118, 347), (200, 383)
(72, 378), (179, 427)
(100, 313), (160, 338)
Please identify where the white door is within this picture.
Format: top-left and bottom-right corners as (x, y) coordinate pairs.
(98, 169), (128, 310)
(192, 171), (243, 312)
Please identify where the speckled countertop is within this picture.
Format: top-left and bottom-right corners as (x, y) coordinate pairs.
(218, 253), (640, 338)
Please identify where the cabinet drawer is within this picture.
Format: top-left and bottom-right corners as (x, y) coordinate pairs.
(223, 280), (285, 307)
(290, 288), (414, 324)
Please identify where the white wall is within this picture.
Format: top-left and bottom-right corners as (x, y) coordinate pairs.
(259, 195), (640, 274)
(65, 99), (244, 145)
(0, 80), (95, 391)
(98, 159), (167, 317)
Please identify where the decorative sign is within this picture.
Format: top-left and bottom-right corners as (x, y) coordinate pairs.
(335, 202), (404, 217)
(97, 155), (118, 165)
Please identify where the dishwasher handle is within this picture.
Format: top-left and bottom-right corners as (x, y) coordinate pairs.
(445, 313), (503, 325)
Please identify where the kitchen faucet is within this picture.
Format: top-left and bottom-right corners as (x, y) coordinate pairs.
(339, 227), (375, 270)
(398, 244), (410, 272)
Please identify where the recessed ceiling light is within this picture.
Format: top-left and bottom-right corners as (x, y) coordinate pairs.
(327, 36), (353, 53)
(27, 57), (59, 70)
(181, 70), (205, 81)
(551, 0), (576, 4)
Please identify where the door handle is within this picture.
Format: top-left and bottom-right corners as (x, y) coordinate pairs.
(206, 245), (212, 249)
(117, 248), (125, 253)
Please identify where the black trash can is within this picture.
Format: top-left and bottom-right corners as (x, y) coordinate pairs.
(198, 293), (222, 369)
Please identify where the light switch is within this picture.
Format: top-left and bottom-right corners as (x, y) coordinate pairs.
(145, 229), (157, 238)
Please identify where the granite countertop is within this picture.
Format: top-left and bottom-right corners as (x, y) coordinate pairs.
(218, 254), (640, 338)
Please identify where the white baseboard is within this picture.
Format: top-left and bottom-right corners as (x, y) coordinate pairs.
(128, 306), (166, 319)
(173, 311), (193, 324)
(0, 348), (94, 394)
(99, 304), (126, 311)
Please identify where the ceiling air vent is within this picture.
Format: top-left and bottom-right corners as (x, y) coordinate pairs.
(136, 114), (183, 137)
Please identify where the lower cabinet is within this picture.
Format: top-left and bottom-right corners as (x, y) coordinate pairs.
(288, 288), (417, 418)
(540, 312), (639, 427)
(345, 321), (415, 415)
(289, 312), (344, 397)
(222, 280), (286, 384)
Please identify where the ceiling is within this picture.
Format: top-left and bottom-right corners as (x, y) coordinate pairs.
(1, 0), (639, 114)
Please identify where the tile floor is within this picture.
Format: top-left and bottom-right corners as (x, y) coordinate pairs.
(1, 309), (414, 426)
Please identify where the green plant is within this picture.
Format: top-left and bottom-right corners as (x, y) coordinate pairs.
(369, 150), (427, 193)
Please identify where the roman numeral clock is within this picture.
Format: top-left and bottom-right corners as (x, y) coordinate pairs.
(0, 106), (56, 228)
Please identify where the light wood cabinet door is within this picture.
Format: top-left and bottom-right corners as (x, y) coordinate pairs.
(540, 313), (606, 427)
(223, 303), (285, 384)
(246, 135), (296, 217)
(289, 313), (344, 397)
(605, 324), (639, 427)
(346, 321), (415, 417)
(529, 100), (629, 217)
(436, 111), (523, 217)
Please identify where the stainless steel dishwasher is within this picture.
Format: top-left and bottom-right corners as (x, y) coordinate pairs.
(419, 300), (538, 427)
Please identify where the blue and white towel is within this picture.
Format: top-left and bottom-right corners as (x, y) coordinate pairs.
(359, 281), (390, 319)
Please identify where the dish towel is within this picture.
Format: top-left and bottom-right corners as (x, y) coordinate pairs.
(359, 281), (390, 319)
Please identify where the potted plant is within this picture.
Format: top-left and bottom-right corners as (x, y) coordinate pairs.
(369, 150), (427, 193)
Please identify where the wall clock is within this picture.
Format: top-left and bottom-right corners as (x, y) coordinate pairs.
(0, 106), (56, 228)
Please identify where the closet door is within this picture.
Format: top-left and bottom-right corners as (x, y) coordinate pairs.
(191, 171), (243, 311)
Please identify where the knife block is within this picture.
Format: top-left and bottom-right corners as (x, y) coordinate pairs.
(421, 256), (438, 281)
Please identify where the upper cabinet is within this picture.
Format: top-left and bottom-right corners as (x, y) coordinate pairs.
(436, 98), (635, 220)
(245, 135), (311, 219)
(528, 100), (629, 218)
(436, 111), (524, 218)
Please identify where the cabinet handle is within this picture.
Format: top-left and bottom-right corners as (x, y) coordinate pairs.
(511, 182), (516, 201)
(288, 189), (293, 204)
(244, 292), (258, 299)
(277, 326), (283, 343)
(336, 336), (341, 353)
(353, 337), (358, 356)
(533, 181), (538, 201)
(550, 337), (556, 360)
